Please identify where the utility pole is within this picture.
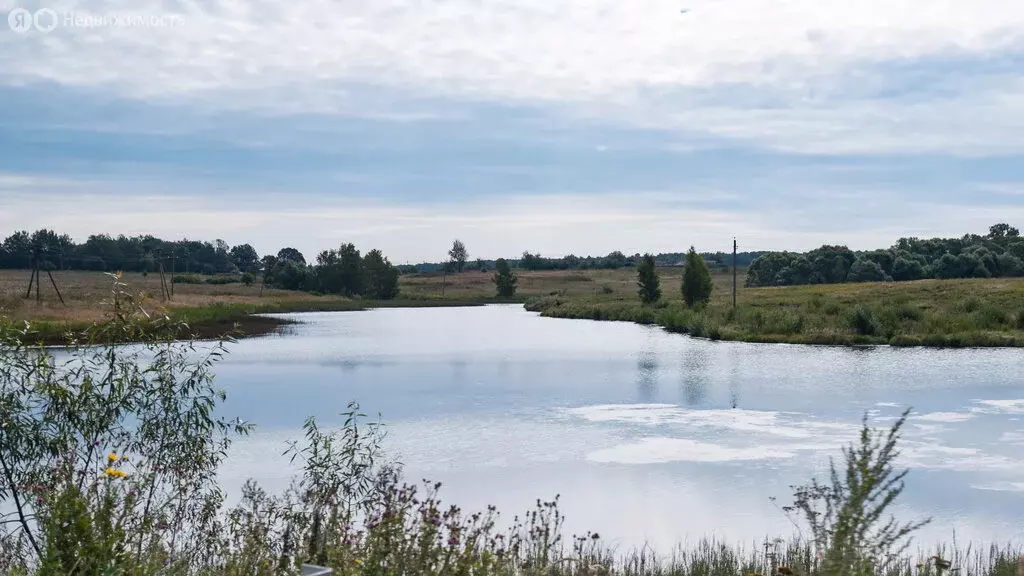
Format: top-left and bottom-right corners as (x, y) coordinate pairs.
(732, 237), (737, 310)
(170, 249), (176, 297)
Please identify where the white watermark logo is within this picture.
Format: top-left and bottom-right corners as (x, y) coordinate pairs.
(7, 7), (183, 33)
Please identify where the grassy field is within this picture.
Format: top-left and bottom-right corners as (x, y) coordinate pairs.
(4, 267), (1024, 347)
(0, 269), (483, 344)
(517, 268), (1024, 347)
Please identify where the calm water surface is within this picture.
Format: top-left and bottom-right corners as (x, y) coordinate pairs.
(215, 305), (1024, 549)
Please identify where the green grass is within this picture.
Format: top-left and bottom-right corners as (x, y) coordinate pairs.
(526, 276), (1024, 348)
(5, 297), (490, 345)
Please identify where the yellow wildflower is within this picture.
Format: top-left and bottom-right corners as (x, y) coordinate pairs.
(107, 453), (118, 462)
(104, 467), (127, 479)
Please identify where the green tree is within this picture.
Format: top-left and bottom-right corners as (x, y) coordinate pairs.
(997, 253), (1024, 277)
(988, 222), (1020, 241)
(681, 247), (713, 307)
(448, 240), (468, 273)
(1, 230), (33, 268)
(276, 247), (306, 265)
(847, 258), (892, 282)
(891, 257), (926, 281)
(862, 249), (895, 276)
(493, 258), (517, 298)
(229, 243), (260, 273)
(362, 249), (399, 299)
(269, 259), (309, 290)
(636, 253), (661, 303)
(338, 243), (363, 295)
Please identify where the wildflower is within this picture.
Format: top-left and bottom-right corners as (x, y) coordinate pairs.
(355, 559), (362, 566)
(107, 453), (119, 463)
(104, 467), (127, 479)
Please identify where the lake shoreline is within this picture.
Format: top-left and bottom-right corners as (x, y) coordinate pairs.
(6, 298), (495, 346)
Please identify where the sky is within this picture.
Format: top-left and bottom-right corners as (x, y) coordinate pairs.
(1, 0), (1023, 262)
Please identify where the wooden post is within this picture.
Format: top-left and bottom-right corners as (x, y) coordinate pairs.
(25, 262), (36, 299)
(732, 237), (737, 310)
(46, 270), (65, 305)
(158, 259), (168, 301)
(170, 251), (175, 298)
(35, 257), (41, 302)
(441, 263), (448, 297)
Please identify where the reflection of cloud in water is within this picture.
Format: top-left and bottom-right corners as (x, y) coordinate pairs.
(973, 399), (1024, 414)
(566, 403), (1024, 476)
(588, 437), (832, 464)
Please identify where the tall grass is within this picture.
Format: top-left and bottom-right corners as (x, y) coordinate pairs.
(525, 278), (1024, 348)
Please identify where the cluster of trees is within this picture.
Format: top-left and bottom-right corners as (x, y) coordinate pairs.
(0, 229), (263, 275)
(0, 229), (403, 300)
(258, 245), (400, 299)
(636, 247), (713, 306)
(746, 224), (1024, 287)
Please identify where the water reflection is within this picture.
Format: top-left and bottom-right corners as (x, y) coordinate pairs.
(636, 349), (658, 402)
(217, 305), (1024, 549)
(680, 346), (710, 406)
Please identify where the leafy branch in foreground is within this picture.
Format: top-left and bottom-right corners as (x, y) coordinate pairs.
(780, 409), (931, 576)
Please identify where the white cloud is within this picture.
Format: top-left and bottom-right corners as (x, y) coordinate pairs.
(2, 0), (1024, 153)
(2, 173), (1022, 261)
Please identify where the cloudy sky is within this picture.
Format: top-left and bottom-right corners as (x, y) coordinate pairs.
(1, 0), (1023, 262)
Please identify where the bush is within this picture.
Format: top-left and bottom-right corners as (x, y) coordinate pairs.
(204, 275), (240, 285)
(241, 272), (255, 286)
(171, 274), (204, 284)
(852, 306), (879, 336)
(975, 305), (1009, 328)
(599, 285), (614, 295)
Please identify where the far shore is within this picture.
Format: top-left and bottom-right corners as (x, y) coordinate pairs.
(2, 268), (1023, 348)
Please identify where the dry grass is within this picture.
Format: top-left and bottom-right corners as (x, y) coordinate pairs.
(0, 269), (335, 325)
(399, 267), (703, 300)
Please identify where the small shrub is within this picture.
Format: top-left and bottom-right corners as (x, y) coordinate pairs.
(852, 306), (879, 336)
(171, 274), (204, 284)
(205, 276), (241, 285)
(241, 272), (255, 286)
(958, 296), (982, 313)
(754, 309), (805, 334)
(599, 285), (614, 295)
(975, 305), (1009, 329)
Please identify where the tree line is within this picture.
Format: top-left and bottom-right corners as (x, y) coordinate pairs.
(403, 249), (766, 274)
(745, 223), (1024, 287)
(0, 230), (401, 299)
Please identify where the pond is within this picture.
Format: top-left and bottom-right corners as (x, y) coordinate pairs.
(214, 304), (1024, 550)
